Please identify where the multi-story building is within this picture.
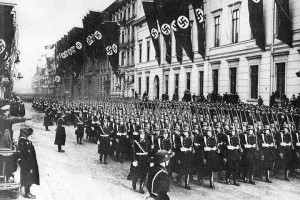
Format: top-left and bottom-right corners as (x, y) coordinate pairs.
(134, 0), (300, 105)
(105, 0), (137, 98)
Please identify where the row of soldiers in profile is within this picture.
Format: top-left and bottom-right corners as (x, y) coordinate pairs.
(30, 96), (300, 192)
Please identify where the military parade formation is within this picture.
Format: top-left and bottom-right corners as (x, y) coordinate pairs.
(25, 94), (300, 199)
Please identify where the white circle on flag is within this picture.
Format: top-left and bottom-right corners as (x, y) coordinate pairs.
(161, 24), (171, 35)
(253, 0), (260, 3)
(171, 20), (177, 32)
(94, 31), (102, 40)
(151, 28), (159, 39)
(106, 46), (113, 55)
(177, 16), (189, 29)
(112, 44), (118, 53)
(0, 39), (6, 55)
(195, 8), (204, 23)
(76, 42), (82, 49)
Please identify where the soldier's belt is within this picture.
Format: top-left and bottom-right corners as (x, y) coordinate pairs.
(100, 135), (109, 137)
(296, 143), (300, 147)
(180, 147), (192, 152)
(280, 142), (291, 147)
(227, 145), (239, 150)
(133, 132), (139, 135)
(77, 122), (84, 125)
(117, 133), (127, 136)
(136, 152), (148, 156)
(262, 143), (274, 148)
(204, 147), (217, 151)
(244, 144), (256, 149)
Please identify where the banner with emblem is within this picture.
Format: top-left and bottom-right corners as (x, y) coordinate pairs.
(141, 0), (161, 65)
(191, 0), (206, 59)
(173, 0), (194, 63)
(172, 22), (183, 64)
(0, 5), (15, 79)
(154, 0), (172, 64)
(248, 0), (265, 50)
(275, 0), (293, 47)
(104, 22), (120, 74)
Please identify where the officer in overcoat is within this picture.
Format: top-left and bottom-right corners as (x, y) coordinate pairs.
(18, 128), (40, 199)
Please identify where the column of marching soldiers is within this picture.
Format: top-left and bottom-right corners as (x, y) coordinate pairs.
(29, 96), (300, 193)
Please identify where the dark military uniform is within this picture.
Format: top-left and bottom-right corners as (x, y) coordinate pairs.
(147, 165), (170, 200)
(98, 123), (111, 164)
(176, 133), (193, 189)
(19, 132), (40, 196)
(131, 136), (150, 194)
(240, 132), (259, 184)
(225, 133), (241, 185)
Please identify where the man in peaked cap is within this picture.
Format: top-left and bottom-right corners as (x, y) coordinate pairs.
(0, 105), (30, 149)
(147, 150), (171, 200)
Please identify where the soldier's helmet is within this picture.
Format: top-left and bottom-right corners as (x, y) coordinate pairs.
(248, 125), (254, 130)
(154, 150), (171, 164)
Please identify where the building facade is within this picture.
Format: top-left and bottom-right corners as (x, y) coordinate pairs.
(133, 0), (300, 105)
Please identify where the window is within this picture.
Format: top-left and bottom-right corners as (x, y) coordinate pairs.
(132, 3), (135, 16)
(230, 68), (237, 94)
(121, 31), (125, 43)
(214, 16), (220, 47)
(128, 7), (131, 19)
(121, 52), (125, 66)
(175, 74), (179, 94)
(147, 40), (150, 61)
(212, 69), (219, 93)
(165, 75), (169, 94)
(131, 75), (135, 83)
(232, 9), (239, 43)
(138, 77), (141, 95)
(250, 65), (258, 99)
(276, 63), (285, 97)
(199, 71), (204, 95)
(127, 51), (130, 65)
(131, 49), (134, 64)
(146, 76), (149, 94)
(139, 43), (142, 63)
(186, 72), (191, 90)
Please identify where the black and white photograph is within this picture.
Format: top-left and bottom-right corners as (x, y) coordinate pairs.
(0, 0), (300, 199)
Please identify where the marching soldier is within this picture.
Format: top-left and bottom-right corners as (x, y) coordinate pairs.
(116, 118), (127, 163)
(274, 123), (293, 181)
(147, 150), (171, 200)
(131, 129), (150, 194)
(258, 125), (276, 183)
(97, 119), (111, 164)
(225, 127), (241, 186)
(74, 111), (84, 144)
(176, 126), (193, 190)
(240, 125), (259, 185)
(202, 127), (219, 189)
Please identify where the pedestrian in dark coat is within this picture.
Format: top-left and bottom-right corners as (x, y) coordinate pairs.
(18, 128), (40, 199)
(54, 117), (66, 152)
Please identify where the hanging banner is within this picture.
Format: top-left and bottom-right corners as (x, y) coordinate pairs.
(154, 0), (172, 64)
(191, 0), (206, 59)
(248, 0), (265, 50)
(104, 22), (120, 74)
(141, 0), (161, 65)
(173, 0), (194, 62)
(275, 0), (293, 47)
